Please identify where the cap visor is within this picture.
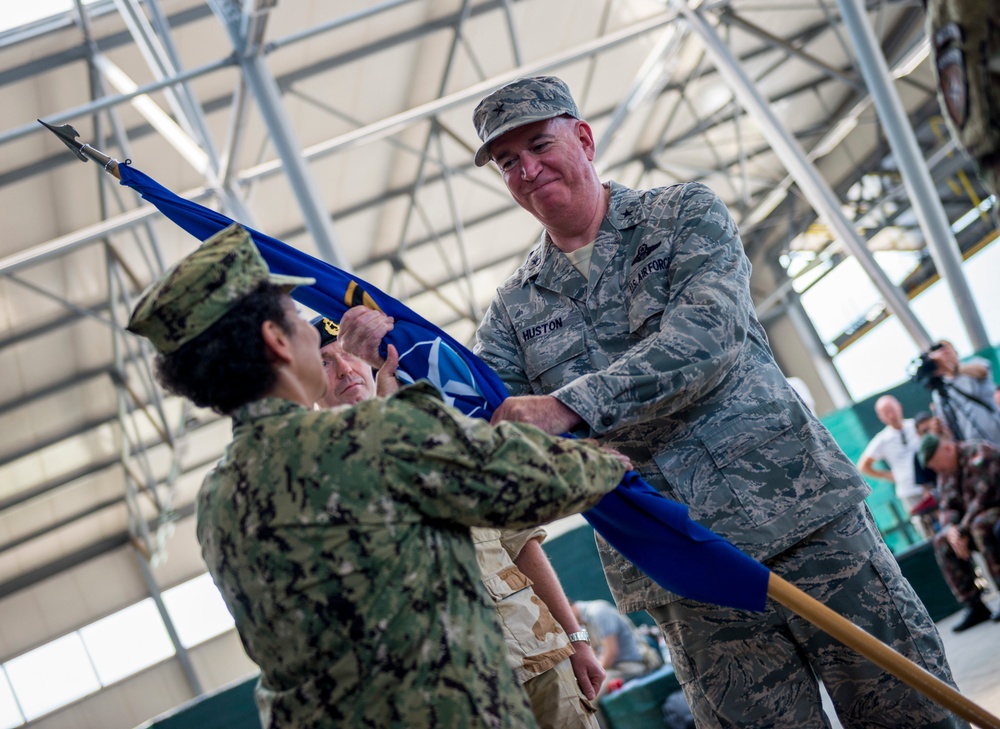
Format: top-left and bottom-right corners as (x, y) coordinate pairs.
(474, 109), (579, 167)
(269, 273), (315, 290)
(475, 142), (493, 167)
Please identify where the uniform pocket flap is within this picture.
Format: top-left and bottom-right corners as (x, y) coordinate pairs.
(701, 402), (792, 470)
(481, 565), (533, 601)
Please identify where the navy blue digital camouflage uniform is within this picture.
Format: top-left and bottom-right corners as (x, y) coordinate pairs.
(198, 383), (625, 729)
(126, 224), (628, 729)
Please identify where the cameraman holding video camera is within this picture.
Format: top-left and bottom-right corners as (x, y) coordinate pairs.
(912, 340), (1000, 447)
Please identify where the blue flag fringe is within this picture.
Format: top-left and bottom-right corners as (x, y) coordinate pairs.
(119, 163), (770, 612)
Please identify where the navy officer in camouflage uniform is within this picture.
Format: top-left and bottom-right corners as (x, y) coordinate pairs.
(925, 0), (1000, 197)
(313, 312), (603, 728)
(469, 76), (966, 728)
(125, 223), (629, 729)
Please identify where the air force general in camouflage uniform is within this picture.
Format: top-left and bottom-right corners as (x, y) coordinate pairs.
(126, 224), (627, 729)
(471, 77), (966, 728)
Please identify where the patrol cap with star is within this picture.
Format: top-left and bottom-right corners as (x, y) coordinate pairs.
(310, 315), (340, 347)
(472, 75), (581, 167)
(127, 223), (315, 354)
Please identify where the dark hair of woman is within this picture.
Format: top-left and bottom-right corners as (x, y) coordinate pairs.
(154, 282), (291, 414)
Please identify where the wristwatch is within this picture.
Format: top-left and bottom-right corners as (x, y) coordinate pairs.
(567, 629), (590, 645)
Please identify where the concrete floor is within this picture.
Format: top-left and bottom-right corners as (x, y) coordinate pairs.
(937, 595), (1000, 724)
(820, 586), (1000, 729)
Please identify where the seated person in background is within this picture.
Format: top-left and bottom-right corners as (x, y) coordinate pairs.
(316, 311), (605, 729)
(920, 434), (1000, 632)
(571, 600), (661, 697)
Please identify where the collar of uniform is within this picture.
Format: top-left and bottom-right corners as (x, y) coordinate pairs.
(516, 181), (643, 290)
(229, 396), (307, 428)
(604, 181), (646, 229)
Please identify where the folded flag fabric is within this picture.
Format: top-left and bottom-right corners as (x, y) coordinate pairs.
(119, 162), (770, 612)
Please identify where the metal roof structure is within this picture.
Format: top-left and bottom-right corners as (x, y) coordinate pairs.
(0, 0), (995, 609)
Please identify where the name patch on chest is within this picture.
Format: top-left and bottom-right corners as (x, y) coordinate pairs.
(521, 317), (564, 343)
(628, 257), (667, 294)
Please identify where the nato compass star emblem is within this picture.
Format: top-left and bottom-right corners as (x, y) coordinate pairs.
(395, 337), (489, 419)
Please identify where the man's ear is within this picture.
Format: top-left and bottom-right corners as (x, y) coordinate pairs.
(576, 120), (597, 161)
(261, 319), (293, 364)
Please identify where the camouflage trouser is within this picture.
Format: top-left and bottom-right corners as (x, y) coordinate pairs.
(648, 505), (967, 729)
(523, 657), (599, 729)
(933, 507), (1000, 603)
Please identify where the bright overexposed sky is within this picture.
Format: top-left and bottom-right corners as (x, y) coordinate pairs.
(0, 0), (95, 34)
(800, 225), (999, 402)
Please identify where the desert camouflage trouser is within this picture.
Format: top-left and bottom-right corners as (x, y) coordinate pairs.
(523, 657), (599, 729)
(933, 507), (1000, 603)
(649, 505), (968, 729)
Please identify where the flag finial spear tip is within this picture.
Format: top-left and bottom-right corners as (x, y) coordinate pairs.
(37, 119), (87, 162)
(37, 119), (121, 179)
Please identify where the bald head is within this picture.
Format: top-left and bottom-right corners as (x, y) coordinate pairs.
(874, 395), (904, 430)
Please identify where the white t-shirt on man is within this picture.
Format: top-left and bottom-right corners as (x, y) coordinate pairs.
(860, 419), (922, 503)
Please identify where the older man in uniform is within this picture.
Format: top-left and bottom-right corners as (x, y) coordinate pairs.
(312, 313), (603, 728)
(126, 223), (628, 729)
(926, 0), (1000, 197)
(468, 76), (965, 728)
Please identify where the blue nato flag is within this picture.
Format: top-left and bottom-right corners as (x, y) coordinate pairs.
(119, 163), (770, 613)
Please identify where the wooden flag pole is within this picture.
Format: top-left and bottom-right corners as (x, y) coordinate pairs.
(768, 573), (1000, 729)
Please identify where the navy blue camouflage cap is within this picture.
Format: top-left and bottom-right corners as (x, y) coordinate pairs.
(310, 315), (340, 347)
(472, 76), (581, 166)
(127, 223), (314, 354)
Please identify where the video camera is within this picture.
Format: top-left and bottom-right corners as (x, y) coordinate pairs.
(909, 342), (945, 391)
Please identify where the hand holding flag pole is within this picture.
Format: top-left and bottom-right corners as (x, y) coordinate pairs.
(42, 123), (1000, 729)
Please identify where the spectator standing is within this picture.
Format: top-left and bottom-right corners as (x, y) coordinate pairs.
(858, 395), (928, 535)
(925, 341), (1000, 446)
(468, 75), (965, 728)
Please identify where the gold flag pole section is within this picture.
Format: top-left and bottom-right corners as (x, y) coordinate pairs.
(768, 573), (1000, 729)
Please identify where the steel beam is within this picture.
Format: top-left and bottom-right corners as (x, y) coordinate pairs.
(784, 289), (854, 409)
(836, 0), (991, 352)
(208, 0), (346, 267)
(237, 11), (679, 181)
(133, 549), (203, 696)
(675, 2), (932, 349)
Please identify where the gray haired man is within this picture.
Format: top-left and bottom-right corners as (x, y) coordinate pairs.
(471, 76), (966, 728)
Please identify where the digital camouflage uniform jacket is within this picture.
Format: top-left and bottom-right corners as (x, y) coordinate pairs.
(938, 441), (1000, 531)
(472, 527), (574, 684)
(196, 382), (624, 729)
(474, 181), (872, 613)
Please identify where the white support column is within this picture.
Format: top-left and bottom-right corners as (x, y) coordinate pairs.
(209, 0), (348, 268)
(674, 2), (933, 350)
(836, 0), (991, 352)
